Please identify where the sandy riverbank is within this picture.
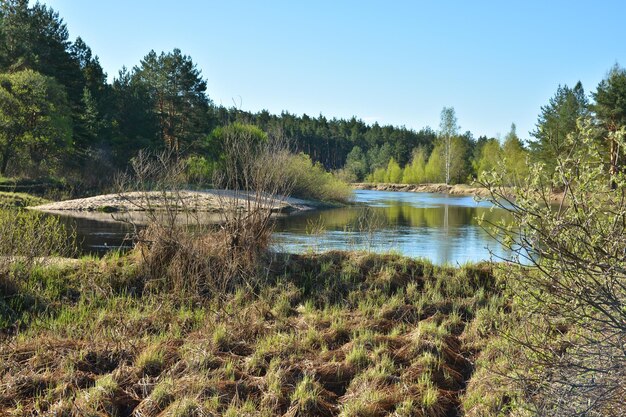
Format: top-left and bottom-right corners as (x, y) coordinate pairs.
(30, 190), (322, 214)
(352, 182), (494, 197)
(352, 182), (566, 203)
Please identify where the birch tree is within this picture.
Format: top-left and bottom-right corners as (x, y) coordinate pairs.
(439, 107), (459, 184)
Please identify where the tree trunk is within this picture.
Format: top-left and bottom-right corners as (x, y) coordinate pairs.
(0, 149), (10, 176)
(445, 135), (451, 185)
(609, 129), (620, 189)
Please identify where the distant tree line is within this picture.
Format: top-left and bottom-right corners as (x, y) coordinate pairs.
(354, 70), (626, 187)
(1, 0), (626, 192)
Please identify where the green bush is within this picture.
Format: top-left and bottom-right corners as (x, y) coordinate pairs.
(184, 155), (214, 185)
(0, 192), (49, 208)
(402, 148), (428, 184)
(283, 153), (353, 203)
(0, 210), (75, 263)
(367, 167), (386, 183)
(384, 158), (403, 183)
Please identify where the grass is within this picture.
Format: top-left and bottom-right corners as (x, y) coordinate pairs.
(0, 191), (50, 208)
(135, 343), (166, 376)
(0, 249), (522, 416)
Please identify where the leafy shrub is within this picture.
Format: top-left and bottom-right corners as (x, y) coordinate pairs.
(0, 209), (75, 267)
(283, 153), (353, 203)
(367, 167), (386, 183)
(0, 191), (49, 208)
(184, 155), (214, 186)
(384, 158), (403, 183)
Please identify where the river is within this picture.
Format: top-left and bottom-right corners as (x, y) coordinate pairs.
(48, 190), (512, 265)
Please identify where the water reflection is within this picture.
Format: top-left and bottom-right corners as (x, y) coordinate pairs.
(272, 190), (513, 265)
(30, 190), (512, 265)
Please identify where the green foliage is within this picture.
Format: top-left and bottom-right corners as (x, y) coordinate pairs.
(529, 82), (588, 176)
(367, 142), (394, 171)
(133, 48), (211, 153)
(0, 191), (49, 208)
(424, 143), (446, 183)
(209, 122), (268, 188)
(501, 124), (529, 183)
(284, 153), (353, 203)
(481, 120), (626, 415)
(384, 157), (403, 183)
(0, 0), (114, 181)
(593, 65), (626, 178)
(0, 209), (75, 260)
(474, 138), (502, 179)
(402, 147), (427, 184)
(367, 167), (386, 183)
(0, 1), (83, 95)
(448, 135), (472, 184)
(343, 146), (368, 181)
(366, 136), (472, 185)
(211, 122), (267, 151)
(184, 155), (214, 185)
(0, 69), (72, 175)
(593, 65), (626, 130)
(109, 66), (160, 165)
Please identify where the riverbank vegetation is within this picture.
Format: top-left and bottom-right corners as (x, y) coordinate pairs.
(2, 123), (624, 416)
(1, 2), (625, 416)
(0, 191), (49, 208)
(478, 121), (626, 416)
(0, 225), (521, 416)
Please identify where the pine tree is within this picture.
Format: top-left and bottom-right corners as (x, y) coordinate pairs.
(133, 49), (211, 154)
(529, 82), (588, 175)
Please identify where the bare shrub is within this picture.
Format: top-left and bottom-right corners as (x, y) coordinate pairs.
(117, 124), (293, 298)
(212, 123), (294, 258)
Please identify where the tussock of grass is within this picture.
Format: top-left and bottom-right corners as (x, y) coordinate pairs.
(164, 397), (202, 417)
(285, 375), (336, 416)
(345, 344), (371, 370)
(136, 343), (166, 376)
(0, 250), (514, 416)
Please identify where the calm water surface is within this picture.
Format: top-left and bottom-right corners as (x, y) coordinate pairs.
(50, 190), (512, 265)
(272, 190), (512, 265)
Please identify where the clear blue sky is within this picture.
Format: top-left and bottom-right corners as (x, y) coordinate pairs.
(41, 0), (626, 140)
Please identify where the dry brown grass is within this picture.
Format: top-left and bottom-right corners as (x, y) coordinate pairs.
(0, 250), (518, 416)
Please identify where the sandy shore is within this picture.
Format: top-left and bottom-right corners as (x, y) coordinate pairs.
(352, 182), (566, 204)
(31, 190), (321, 214)
(352, 182), (494, 197)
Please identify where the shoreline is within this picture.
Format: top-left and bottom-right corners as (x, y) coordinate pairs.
(351, 182), (494, 197)
(352, 182), (566, 203)
(29, 189), (326, 214)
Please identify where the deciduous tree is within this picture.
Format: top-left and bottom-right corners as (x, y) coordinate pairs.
(502, 123), (529, 183)
(481, 119), (625, 416)
(439, 107), (459, 184)
(0, 69), (71, 175)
